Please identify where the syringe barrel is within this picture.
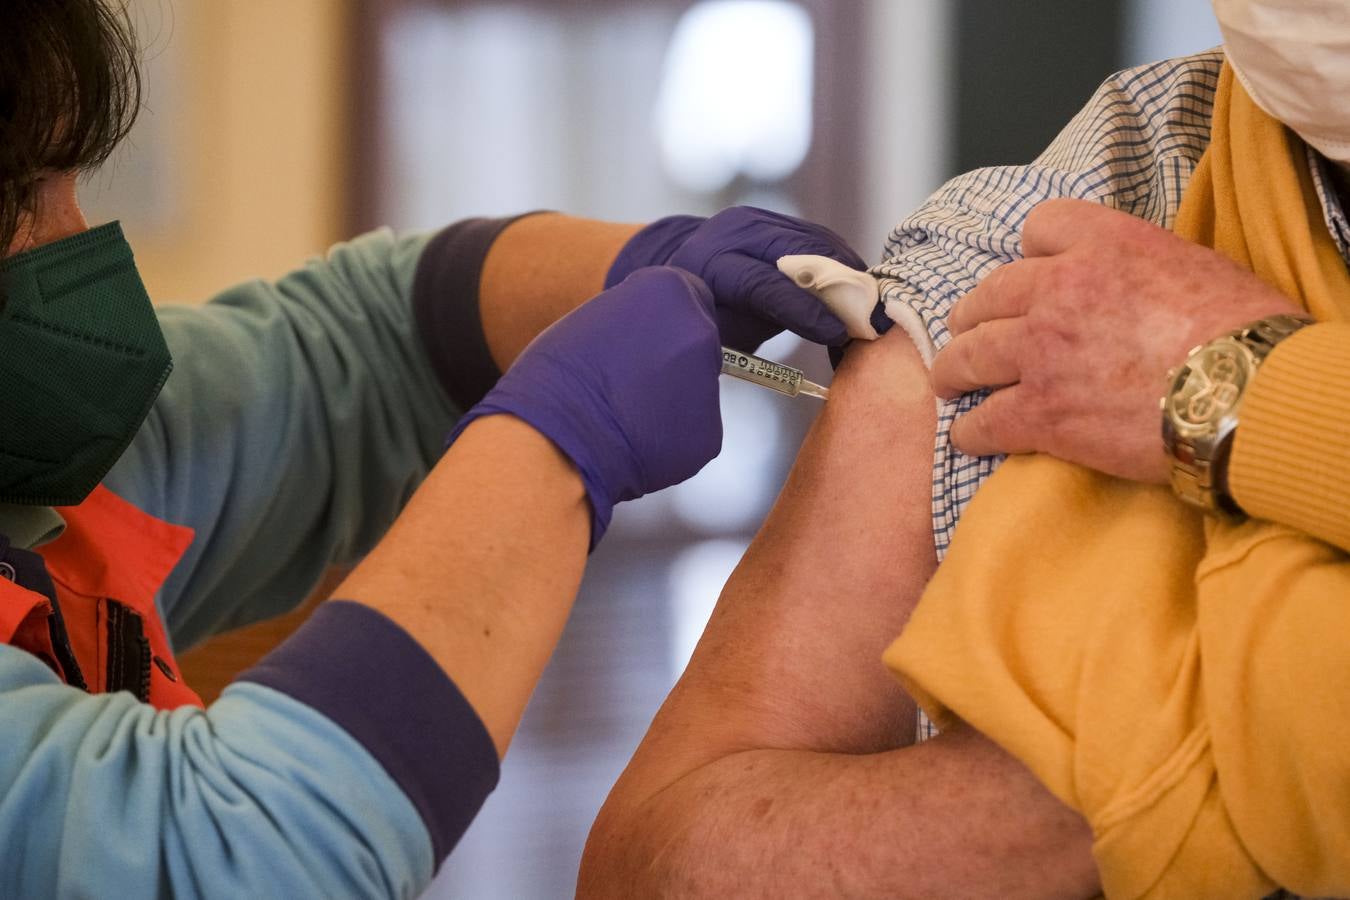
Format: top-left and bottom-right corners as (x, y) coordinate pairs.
(720, 347), (801, 397)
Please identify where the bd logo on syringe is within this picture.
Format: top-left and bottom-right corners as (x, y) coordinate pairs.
(723, 349), (751, 368)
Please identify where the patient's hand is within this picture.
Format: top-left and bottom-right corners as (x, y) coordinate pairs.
(931, 198), (1299, 483)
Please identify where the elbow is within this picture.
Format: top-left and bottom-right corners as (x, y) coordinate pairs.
(579, 788), (686, 899)
(579, 794), (645, 899)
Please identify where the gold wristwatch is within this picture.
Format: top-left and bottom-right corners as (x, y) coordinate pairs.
(1161, 313), (1313, 517)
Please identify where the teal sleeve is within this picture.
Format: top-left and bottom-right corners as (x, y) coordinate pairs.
(104, 229), (456, 648)
(0, 645), (434, 899)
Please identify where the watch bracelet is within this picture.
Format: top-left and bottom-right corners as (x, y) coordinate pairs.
(1241, 313), (1316, 359)
(1163, 312), (1314, 517)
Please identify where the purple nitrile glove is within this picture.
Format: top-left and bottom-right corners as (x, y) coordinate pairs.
(606, 206), (868, 352)
(446, 267), (723, 549)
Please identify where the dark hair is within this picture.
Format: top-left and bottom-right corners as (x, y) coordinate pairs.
(0, 0), (142, 251)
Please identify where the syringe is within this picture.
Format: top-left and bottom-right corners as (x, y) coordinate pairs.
(720, 346), (829, 401)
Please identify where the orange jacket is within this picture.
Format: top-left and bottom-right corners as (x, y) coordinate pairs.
(0, 486), (200, 710)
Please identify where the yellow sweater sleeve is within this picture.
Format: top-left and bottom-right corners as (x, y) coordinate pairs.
(1196, 516), (1350, 897)
(1230, 322), (1350, 552)
(883, 60), (1350, 899)
(884, 454), (1350, 898)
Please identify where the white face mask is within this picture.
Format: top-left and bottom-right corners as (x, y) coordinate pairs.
(1212, 0), (1350, 165)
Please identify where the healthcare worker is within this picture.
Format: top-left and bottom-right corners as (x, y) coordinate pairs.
(0, 2), (864, 895)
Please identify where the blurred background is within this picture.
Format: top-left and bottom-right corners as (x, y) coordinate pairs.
(81, 1), (1222, 896)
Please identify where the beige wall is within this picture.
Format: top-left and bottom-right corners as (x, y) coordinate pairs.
(84, 1), (357, 687)
(82, 1), (351, 304)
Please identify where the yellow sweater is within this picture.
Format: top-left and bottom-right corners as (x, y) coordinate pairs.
(885, 65), (1350, 899)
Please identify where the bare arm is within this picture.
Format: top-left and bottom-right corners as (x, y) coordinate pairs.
(336, 415), (589, 756)
(334, 263), (723, 761)
(580, 332), (1100, 898)
(319, 214), (637, 747)
(478, 214), (641, 370)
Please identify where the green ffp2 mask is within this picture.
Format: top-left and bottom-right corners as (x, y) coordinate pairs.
(0, 222), (173, 506)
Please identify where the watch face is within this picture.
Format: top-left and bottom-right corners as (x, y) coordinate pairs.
(1168, 342), (1252, 428)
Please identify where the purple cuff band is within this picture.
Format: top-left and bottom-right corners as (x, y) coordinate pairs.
(412, 213), (548, 412)
(236, 600), (499, 866)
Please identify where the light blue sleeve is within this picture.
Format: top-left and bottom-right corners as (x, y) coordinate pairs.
(0, 645), (433, 899)
(105, 228), (457, 649)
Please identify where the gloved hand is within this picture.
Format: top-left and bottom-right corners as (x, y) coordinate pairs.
(446, 267), (723, 549)
(606, 206), (867, 351)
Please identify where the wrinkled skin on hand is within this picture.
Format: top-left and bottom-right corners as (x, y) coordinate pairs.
(931, 198), (1300, 483)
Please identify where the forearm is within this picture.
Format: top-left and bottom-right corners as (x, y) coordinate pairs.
(581, 724), (1098, 899)
(334, 414), (589, 755)
(479, 213), (641, 369)
(229, 266), (718, 874)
